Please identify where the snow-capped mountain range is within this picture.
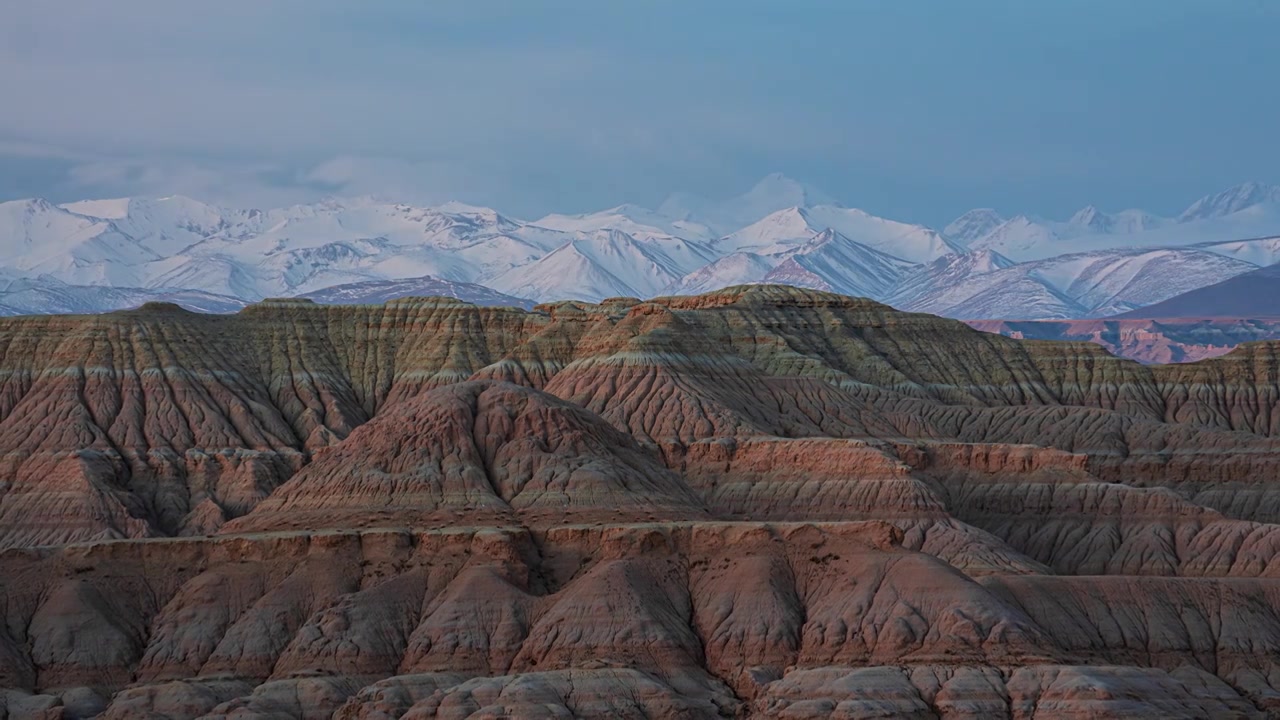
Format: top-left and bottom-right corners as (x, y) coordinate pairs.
(2, 175), (1280, 319)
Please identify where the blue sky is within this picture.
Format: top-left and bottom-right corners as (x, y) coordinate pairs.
(2, 0), (1277, 225)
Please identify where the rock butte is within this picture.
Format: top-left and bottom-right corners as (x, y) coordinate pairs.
(0, 285), (1279, 718)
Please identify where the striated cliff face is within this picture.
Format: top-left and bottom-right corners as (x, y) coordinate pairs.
(2, 286), (1280, 718)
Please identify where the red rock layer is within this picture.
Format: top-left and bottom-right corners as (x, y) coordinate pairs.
(0, 286), (1278, 717)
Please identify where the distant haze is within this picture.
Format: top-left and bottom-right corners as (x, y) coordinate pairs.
(2, 1), (1279, 225)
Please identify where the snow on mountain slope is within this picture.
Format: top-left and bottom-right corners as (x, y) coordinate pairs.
(717, 206), (959, 263)
(297, 275), (535, 309)
(909, 274), (1086, 320)
(193, 198), (563, 256)
(142, 254), (271, 299)
(487, 229), (690, 302)
(1063, 206), (1169, 236)
(59, 198), (132, 219)
(0, 198), (158, 285)
(132, 199), (571, 298)
(1178, 182), (1280, 222)
(943, 209), (1005, 245)
(1113, 262), (1280, 318)
(664, 252), (779, 295)
(75, 196), (242, 257)
(897, 248), (1257, 319)
(716, 203), (957, 262)
(968, 216), (1061, 259)
(1043, 248), (1255, 316)
(0, 275), (246, 316)
(5, 179), (1280, 318)
(760, 229), (917, 297)
(802, 205), (961, 262)
(534, 204), (717, 242)
(886, 249), (1016, 310)
(1195, 235), (1280, 266)
(715, 207), (822, 255)
(968, 185), (1280, 261)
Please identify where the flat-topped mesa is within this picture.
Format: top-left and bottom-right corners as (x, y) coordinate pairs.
(120, 301), (195, 315)
(242, 296), (317, 307)
(653, 283), (896, 311)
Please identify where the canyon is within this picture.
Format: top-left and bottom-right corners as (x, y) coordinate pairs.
(2, 285), (1280, 718)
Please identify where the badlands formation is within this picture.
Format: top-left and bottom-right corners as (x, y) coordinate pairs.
(1, 285), (1280, 718)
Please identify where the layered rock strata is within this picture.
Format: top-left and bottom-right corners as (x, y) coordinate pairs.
(1, 286), (1279, 718)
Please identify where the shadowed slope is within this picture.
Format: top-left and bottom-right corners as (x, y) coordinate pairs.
(2, 287), (1280, 717)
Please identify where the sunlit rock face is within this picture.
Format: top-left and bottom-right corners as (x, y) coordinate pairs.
(3, 285), (1280, 718)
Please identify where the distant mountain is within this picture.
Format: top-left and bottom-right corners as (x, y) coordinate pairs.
(4, 177), (1280, 321)
(894, 248), (1256, 319)
(955, 182), (1280, 261)
(0, 198), (159, 285)
(716, 206), (959, 263)
(943, 209), (1005, 245)
(1063, 206), (1168, 236)
(967, 216), (1059, 259)
(1193, 235), (1280, 267)
(1113, 261), (1280, 318)
(0, 275), (246, 316)
(887, 250), (1017, 311)
(759, 229), (917, 297)
(1178, 182), (1280, 222)
(297, 275), (535, 309)
(664, 252), (778, 296)
(534, 204), (717, 242)
(487, 229), (701, 302)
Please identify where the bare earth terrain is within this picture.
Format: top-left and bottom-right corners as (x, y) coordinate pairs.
(2, 285), (1280, 718)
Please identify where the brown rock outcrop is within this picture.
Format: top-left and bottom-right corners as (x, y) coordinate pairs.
(0, 285), (1279, 717)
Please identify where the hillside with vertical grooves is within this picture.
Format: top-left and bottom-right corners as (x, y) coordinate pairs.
(2, 286), (1280, 718)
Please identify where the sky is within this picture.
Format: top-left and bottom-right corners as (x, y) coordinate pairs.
(2, 0), (1278, 226)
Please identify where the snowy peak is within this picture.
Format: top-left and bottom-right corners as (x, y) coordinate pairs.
(487, 229), (686, 302)
(1179, 182), (1280, 222)
(886, 249), (1017, 312)
(1062, 204), (1168, 236)
(892, 247), (1256, 320)
(715, 205), (957, 264)
(763, 228), (917, 297)
(951, 248), (1016, 274)
(968, 215), (1059, 259)
(944, 208), (1005, 245)
(535, 203), (716, 242)
(1068, 205), (1112, 233)
(0, 197), (159, 282)
(5, 177), (1280, 321)
(800, 206), (960, 263)
(714, 206), (819, 255)
(664, 252), (779, 296)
